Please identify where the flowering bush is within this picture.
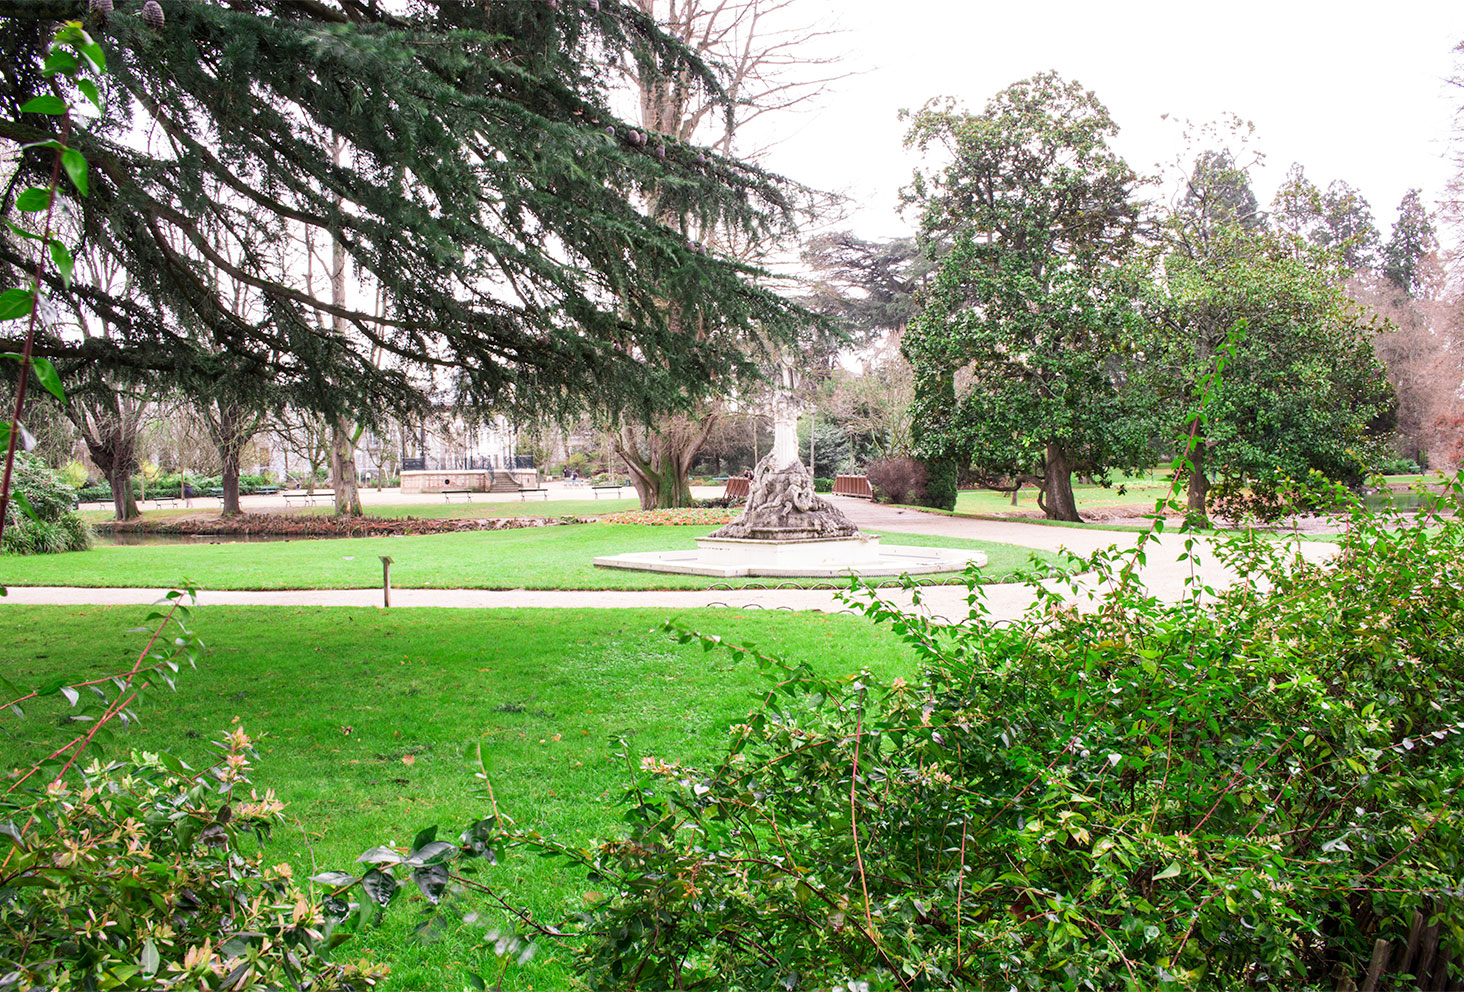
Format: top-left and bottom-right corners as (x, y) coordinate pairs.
(598, 506), (736, 526)
(0, 728), (385, 990)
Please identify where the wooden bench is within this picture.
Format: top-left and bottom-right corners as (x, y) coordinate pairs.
(723, 476), (750, 499)
(442, 489), (474, 502)
(150, 495), (181, 507)
(833, 475), (873, 498)
(518, 487), (549, 501)
(592, 485), (625, 499)
(282, 489), (333, 507)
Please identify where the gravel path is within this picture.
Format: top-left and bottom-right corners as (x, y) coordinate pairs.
(4, 496), (1338, 623)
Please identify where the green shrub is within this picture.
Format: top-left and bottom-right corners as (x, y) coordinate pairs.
(529, 478), (1464, 989)
(2, 453), (90, 555)
(813, 476), (834, 492)
(357, 474), (1464, 989)
(919, 453), (958, 509)
(1376, 457), (1421, 476)
(60, 460), (91, 488)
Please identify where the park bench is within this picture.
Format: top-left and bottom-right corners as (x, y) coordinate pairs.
(150, 495), (181, 507)
(517, 486), (549, 501)
(592, 484), (625, 498)
(442, 489), (474, 502)
(253, 486), (279, 496)
(833, 475), (873, 498)
(723, 476), (750, 499)
(282, 489), (333, 507)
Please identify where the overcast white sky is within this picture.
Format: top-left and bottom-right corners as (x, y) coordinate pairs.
(743, 1), (1464, 244)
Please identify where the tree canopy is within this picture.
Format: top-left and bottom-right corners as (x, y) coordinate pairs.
(900, 73), (1150, 519)
(1, 1), (813, 426)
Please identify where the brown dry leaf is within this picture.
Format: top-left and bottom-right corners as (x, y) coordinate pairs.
(401, 754), (416, 766)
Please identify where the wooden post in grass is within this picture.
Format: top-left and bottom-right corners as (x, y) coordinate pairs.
(380, 556), (393, 608)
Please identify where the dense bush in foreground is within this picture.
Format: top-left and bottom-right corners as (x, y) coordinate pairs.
(349, 475), (1464, 989)
(1, 453), (89, 555)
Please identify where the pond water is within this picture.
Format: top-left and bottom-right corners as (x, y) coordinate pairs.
(1361, 493), (1442, 512)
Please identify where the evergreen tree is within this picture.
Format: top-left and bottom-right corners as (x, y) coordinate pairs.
(1381, 189), (1437, 296)
(1, 2), (811, 439)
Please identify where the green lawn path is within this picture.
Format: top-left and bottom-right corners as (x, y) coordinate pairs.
(0, 605), (922, 990)
(0, 522), (1058, 590)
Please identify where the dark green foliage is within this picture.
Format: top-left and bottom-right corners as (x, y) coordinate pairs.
(458, 475), (1463, 989)
(1381, 188), (1437, 296)
(1, 451), (89, 554)
(901, 74), (1155, 521)
(0, 2), (812, 423)
(917, 452), (957, 510)
(1143, 220), (1390, 520)
(75, 471), (275, 503)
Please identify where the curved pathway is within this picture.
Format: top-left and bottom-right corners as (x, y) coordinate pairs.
(3, 497), (1337, 623)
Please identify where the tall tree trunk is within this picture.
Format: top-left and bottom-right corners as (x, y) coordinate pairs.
(332, 416), (363, 516)
(1186, 434), (1210, 527)
(1040, 442), (1082, 522)
(328, 133), (363, 517)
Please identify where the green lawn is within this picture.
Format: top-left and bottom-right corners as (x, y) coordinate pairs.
(1, 523), (1057, 590)
(953, 472), (1180, 517)
(0, 605), (920, 989)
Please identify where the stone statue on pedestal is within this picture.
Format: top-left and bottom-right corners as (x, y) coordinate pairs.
(710, 395), (859, 542)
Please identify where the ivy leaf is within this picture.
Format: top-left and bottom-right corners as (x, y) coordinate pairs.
(19, 95), (67, 116)
(49, 240), (74, 287)
(61, 149), (88, 197)
(15, 188), (52, 213)
(31, 357), (65, 404)
(0, 288), (35, 321)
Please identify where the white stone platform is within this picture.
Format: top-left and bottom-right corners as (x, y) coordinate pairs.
(593, 535), (987, 578)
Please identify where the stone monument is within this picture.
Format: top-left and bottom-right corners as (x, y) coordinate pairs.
(592, 391), (986, 578)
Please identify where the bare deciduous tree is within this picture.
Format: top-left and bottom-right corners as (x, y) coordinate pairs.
(613, 0), (844, 508)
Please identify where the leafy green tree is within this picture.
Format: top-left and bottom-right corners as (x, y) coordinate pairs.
(1145, 204), (1389, 521)
(1, 2), (811, 455)
(900, 74), (1151, 519)
(1381, 188), (1437, 296)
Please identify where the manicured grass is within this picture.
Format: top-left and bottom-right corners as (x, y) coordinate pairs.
(952, 472), (1180, 517)
(0, 605), (920, 989)
(0, 523), (1058, 590)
